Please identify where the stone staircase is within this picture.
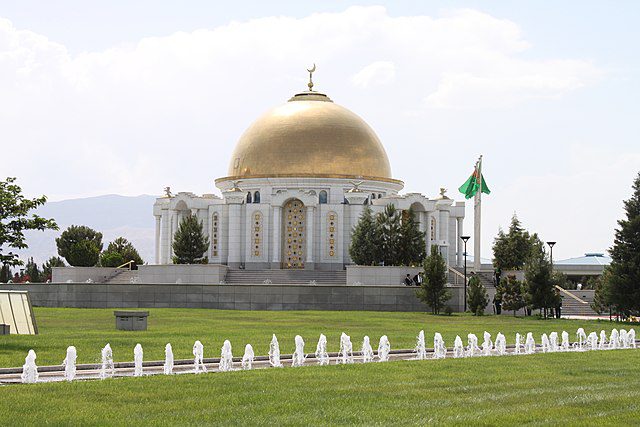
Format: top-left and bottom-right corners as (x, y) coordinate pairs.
(104, 270), (139, 284)
(558, 289), (598, 317)
(224, 269), (347, 285)
(449, 266), (495, 288)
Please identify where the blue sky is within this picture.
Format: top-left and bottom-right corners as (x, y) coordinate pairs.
(2, 1), (639, 260)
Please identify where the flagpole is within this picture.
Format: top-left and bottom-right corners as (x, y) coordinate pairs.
(473, 155), (482, 272)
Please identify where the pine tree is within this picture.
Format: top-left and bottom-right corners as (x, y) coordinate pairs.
(172, 214), (210, 264)
(56, 225), (103, 267)
(498, 275), (526, 316)
(398, 207), (426, 266)
(591, 268), (612, 315)
(104, 237), (144, 267)
(41, 256), (65, 282)
(377, 204), (402, 266)
(416, 246), (450, 314)
(524, 250), (554, 318)
(607, 172), (640, 316)
(492, 214), (540, 270)
(467, 275), (489, 315)
(24, 257), (42, 282)
(349, 206), (382, 265)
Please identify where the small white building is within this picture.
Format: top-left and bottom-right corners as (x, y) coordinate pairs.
(153, 76), (465, 270)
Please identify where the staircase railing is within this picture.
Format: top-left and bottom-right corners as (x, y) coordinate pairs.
(447, 266), (466, 286)
(555, 285), (589, 304)
(116, 260), (135, 270)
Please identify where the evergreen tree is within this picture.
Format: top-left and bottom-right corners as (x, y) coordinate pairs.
(172, 214), (210, 264)
(41, 256), (65, 282)
(0, 177), (58, 269)
(0, 264), (11, 283)
(24, 257), (42, 282)
(492, 214), (540, 270)
(498, 275), (526, 316)
(416, 246), (450, 314)
(466, 275), (489, 315)
(56, 225), (103, 267)
(349, 206), (382, 265)
(377, 204), (402, 266)
(607, 171), (640, 316)
(99, 251), (125, 267)
(592, 268), (612, 315)
(524, 250), (554, 318)
(104, 237), (144, 267)
(398, 207), (426, 266)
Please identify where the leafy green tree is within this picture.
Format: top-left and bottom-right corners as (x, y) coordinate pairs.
(99, 251), (125, 267)
(0, 177), (58, 270)
(607, 171), (640, 316)
(349, 206), (383, 265)
(377, 204), (402, 266)
(524, 250), (554, 318)
(172, 214), (210, 264)
(398, 207), (426, 266)
(492, 214), (541, 270)
(416, 246), (450, 314)
(498, 275), (526, 316)
(41, 256), (65, 281)
(105, 237), (144, 267)
(466, 275), (489, 315)
(24, 257), (42, 282)
(56, 225), (103, 267)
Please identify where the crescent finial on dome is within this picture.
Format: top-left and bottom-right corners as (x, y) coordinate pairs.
(307, 63), (316, 91)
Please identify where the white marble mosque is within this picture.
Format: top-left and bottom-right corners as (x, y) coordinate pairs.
(153, 72), (465, 270)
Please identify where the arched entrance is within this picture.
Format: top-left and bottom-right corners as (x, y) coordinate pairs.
(282, 199), (306, 269)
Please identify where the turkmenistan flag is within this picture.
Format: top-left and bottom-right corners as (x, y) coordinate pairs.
(459, 160), (490, 200)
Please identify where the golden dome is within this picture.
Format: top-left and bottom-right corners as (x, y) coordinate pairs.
(223, 91), (394, 182)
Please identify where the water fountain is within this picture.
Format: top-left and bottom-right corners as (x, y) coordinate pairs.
(514, 333), (522, 355)
(269, 334), (283, 367)
(561, 331), (570, 351)
(524, 333), (535, 354)
(453, 336), (465, 358)
(466, 333), (480, 357)
(133, 344), (143, 377)
(628, 329), (636, 348)
(361, 336), (374, 363)
(100, 343), (115, 379)
(599, 330), (608, 350)
(337, 332), (354, 364)
(482, 331), (493, 356)
(315, 334), (329, 365)
(620, 329), (628, 349)
(433, 333), (446, 359)
(193, 340), (207, 373)
(415, 330), (427, 360)
(378, 335), (391, 362)
(609, 329), (619, 350)
(575, 328), (587, 350)
(242, 344), (255, 370)
(587, 332), (598, 350)
(219, 340), (233, 372)
(495, 333), (507, 356)
(541, 334), (550, 353)
(291, 335), (306, 367)
(548, 332), (558, 352)
(21, 349), (38, 384)
(164, 343), (174, 375)
(62, 346), (77, 382)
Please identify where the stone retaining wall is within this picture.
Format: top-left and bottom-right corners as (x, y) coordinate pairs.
(0, 283), (464, 312)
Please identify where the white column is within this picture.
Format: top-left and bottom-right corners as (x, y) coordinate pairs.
(171, 213), (179, 262)
(425, 211), (432, 254)
(457, 218), (464, 267)
(161, 210), (169, 263)
(272, 206), (281, 268)
(306, 206), (315, 267)
(154, 215), (161, 264)
(228, 203), (241, 267)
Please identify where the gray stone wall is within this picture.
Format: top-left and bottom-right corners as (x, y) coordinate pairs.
(346, 266), (424, 286)
(0, 283), (464, 312)
(137, 264), (228, 284)
(52, 267), (122, 283)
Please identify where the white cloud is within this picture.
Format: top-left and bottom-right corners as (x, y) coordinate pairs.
(352, 61), (396, 88)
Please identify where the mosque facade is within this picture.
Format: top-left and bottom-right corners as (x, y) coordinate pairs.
(153, 73), (466, 270)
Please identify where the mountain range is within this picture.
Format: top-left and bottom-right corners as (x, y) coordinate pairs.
(18, 195), (157, 266)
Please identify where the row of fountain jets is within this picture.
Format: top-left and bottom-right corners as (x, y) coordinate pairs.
(20, 327), (637, 384)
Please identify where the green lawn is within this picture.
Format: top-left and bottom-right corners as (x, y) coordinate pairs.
(1, 350), (639, 425)
(1, 308), (639, 425)
(0, 307), (628, 367)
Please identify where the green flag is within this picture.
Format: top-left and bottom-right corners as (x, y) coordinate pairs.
(459, 162), (490, 200)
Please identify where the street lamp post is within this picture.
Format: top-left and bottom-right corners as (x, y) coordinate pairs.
(547, 241), (556, 270)
(461, 235), (471, 312)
